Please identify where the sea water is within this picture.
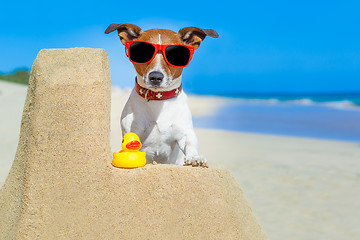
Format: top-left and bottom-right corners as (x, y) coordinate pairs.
(193, 94), (360, 142)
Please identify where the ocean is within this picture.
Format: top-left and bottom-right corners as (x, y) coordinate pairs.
(192, 93), (360, 142)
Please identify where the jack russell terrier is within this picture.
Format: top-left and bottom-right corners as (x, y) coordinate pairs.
(105, 23), (218, 167)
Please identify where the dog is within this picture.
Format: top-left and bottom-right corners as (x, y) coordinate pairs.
(105, 23), (218, 166)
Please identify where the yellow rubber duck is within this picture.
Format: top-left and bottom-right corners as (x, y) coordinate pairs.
(112, 132), (146, 169)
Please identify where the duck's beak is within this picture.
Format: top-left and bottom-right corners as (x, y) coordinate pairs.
(126, 140), (141, 150)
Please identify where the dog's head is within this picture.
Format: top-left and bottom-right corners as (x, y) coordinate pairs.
(105, 24), (218, 91)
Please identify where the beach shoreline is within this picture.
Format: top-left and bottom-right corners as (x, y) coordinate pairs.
(1, 80), (360, 239)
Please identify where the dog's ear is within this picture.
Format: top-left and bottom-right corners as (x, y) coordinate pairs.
(105, 24), (143, 45)
(178, 27), (219, 49)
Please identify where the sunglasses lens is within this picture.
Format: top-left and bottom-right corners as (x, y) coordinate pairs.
(165, 45), (191, 67)
(129, 42), (155, 63)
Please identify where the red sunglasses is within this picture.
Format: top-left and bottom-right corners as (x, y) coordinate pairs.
(125, 40), (195, 68)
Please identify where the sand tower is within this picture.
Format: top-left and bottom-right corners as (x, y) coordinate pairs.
(0, 48), (266, 239)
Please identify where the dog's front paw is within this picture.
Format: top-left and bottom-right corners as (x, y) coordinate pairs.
(184, 155), (208, 168)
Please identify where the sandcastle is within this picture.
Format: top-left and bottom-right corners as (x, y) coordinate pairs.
(0, 48), (266, 239)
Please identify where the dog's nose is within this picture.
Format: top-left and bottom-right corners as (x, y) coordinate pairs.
(148, 71), (164, 85)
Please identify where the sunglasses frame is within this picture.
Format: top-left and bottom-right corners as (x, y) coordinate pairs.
(125, 40), (195, 68)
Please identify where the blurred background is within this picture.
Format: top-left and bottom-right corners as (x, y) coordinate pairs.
(1, 0), (360, 141)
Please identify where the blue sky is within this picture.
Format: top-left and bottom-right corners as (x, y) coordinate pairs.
(1, 0), (359, 94)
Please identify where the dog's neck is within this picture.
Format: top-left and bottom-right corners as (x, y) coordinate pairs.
(135, 77), (182, 101)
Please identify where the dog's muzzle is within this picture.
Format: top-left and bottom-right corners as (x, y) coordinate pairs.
(148, 71), (164, 86)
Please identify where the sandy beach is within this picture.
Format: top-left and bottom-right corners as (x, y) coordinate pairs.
(1, 80), (360, 239)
